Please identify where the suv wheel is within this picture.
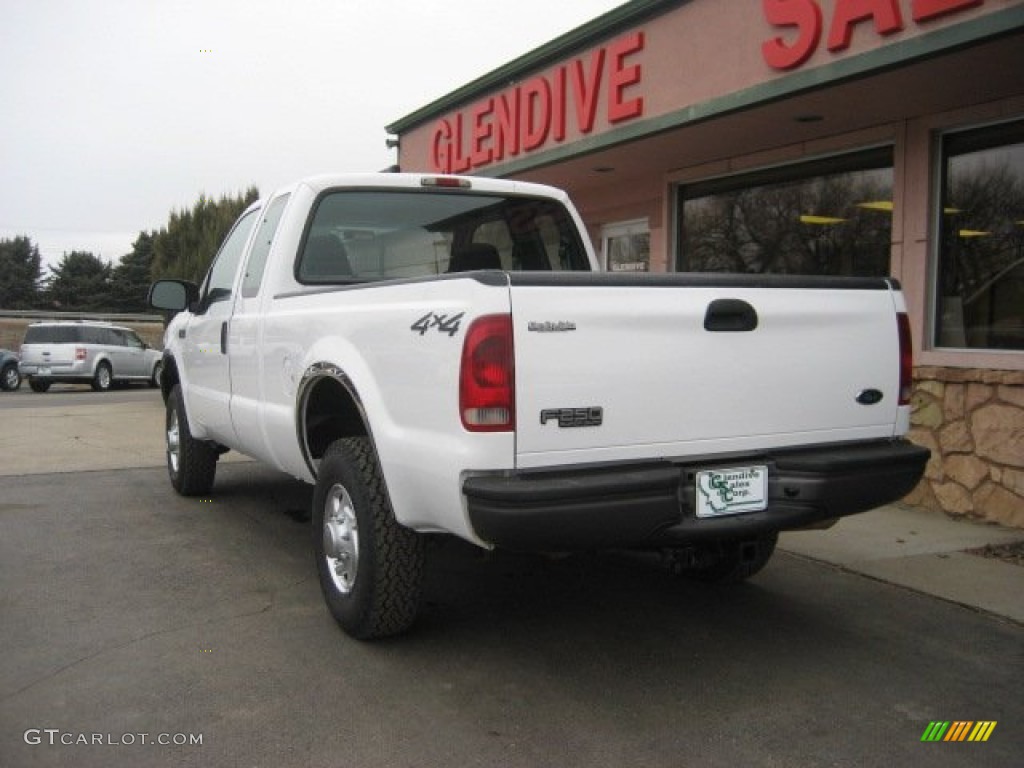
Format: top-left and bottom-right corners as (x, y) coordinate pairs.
(29, 378), (51, 393)
(91, 362), (112, 392)
(166, 384), (218, 495)
(1, 363), (20, 391)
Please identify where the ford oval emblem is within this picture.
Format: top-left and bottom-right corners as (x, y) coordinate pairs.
(856, 389), (884, 405)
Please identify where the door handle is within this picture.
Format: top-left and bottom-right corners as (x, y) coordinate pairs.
(220, 322), (228, 354)
(704, 299), (758, 332)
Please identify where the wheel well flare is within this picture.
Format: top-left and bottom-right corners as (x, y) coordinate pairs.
(297, 365), (369, 476)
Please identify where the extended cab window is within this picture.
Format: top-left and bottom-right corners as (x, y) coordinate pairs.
(242, 194), (290, 298)
(296, 190), (589, 283)
(200, 208), (259, 309)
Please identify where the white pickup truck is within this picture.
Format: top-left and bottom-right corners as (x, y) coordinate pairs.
(149, 172), (928, 639)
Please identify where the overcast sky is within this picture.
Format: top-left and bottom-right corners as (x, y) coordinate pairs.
(0, 0), (625, 271)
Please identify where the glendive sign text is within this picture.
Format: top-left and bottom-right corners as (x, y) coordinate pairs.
(762, 0), (984, 70)
(430, 31), (645, 174)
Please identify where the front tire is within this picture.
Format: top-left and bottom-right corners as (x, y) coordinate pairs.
(313, 437), (424, 640)
(166, 384), (218, 496)
(1, 363), (20, 391)
(91, 362), (112, 392)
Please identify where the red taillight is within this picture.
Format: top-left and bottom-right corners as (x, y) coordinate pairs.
(897, 313), (913, 406)
(460, 314), (514, 432)
(75, 347), (87, 361)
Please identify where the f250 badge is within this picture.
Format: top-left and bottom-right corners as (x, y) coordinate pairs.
(540, 407), (603, 428)
(411, 311), (464, 337)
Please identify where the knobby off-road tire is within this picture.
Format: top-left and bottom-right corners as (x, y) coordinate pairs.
(313, 437), (425, 640)
(91, 362), (113, 392)
(682, 532), (778, 584)
(166, 384), (218, 496)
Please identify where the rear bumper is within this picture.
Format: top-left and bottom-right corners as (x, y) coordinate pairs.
(20, 363), (92, 383)
(463, 439), (930, 550)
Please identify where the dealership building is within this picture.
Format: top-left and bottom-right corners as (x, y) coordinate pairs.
(387, 0), (1024, 526)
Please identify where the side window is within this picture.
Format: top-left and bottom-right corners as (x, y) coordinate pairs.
(104, 329), (123, 346)
(242, 194), (290, 298)
(200, 208), (260, 310)
(124, 331), (144, 349)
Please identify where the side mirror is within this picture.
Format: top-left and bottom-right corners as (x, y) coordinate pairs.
(148, 279), (198, 312)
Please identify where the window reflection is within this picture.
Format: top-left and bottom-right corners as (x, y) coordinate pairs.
(679, 150), (893, 278)
(937, 120), (1024, 351)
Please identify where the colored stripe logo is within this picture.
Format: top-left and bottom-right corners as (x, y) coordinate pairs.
(921, 721), (997, 742)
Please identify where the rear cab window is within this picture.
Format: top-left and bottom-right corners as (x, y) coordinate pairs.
(295, 189), (590, 283)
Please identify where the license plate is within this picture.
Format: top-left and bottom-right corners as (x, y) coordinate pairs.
(696, 465), (768, 518)
(38, 367), (51, 376)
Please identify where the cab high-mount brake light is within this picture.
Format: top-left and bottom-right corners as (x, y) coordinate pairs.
(421, 176), (471, 189)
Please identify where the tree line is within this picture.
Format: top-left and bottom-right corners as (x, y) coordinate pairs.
(0, 187), (258, 313)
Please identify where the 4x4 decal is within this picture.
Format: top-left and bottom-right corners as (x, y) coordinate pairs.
(411, 311), (464, 337)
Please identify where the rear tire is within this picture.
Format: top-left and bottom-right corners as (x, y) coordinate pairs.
(29, 378), (51, 393)
(166, 384), (218, 496)
(1, 363), (20, 391)
(91, 362), (112, 392)
(313, 437), (424, 640)
(674, 533), (778, 584)
(150, 361), (163, 389)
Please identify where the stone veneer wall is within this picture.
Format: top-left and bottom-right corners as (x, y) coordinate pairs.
(905, 366), (1024, 528)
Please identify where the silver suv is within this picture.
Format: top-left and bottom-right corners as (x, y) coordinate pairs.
(19, 321), (162, 393)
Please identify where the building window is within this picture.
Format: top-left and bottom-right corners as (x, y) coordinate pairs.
(678, 148), (893, 277)
(935, 119), (1024, 352)
(601, 219), (650, 272)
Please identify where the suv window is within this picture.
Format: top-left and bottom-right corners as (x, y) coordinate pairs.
(81, 326), (106, 344)
(24, 326), (77, 344)
(122, 330), (145, 349)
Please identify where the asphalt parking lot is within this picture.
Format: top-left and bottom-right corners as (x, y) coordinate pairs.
(1, 387), (1022, 767)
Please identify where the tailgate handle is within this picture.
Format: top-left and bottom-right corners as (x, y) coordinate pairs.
(704, 299), (758, 332)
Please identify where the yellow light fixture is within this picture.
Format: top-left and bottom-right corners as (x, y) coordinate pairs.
(958, 229), (990, 238)
(857, 201), (893, 212)
(800, 215), (846, 225)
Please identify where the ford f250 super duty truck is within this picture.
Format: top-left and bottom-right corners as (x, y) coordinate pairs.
(148, 172), (929, 640)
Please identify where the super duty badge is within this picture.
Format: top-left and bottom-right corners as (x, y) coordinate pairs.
(540, 407), (603, 428)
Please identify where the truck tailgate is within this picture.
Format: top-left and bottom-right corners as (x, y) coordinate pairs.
(510, 274), (902, 469)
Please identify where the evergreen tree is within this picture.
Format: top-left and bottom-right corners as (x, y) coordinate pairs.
(151, 187), (258, 283)
(45, 251), (113, 311)
(110, 232), (156, 312)
(0, 236), (43, 309)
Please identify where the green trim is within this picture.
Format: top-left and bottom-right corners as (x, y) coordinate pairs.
(386, 0), (682, 133)
(394, 5), (1024, 178)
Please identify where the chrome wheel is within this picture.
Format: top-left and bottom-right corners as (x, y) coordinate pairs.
(167, 408), (181, 475)
(1, 365), (18, 390)
(323, 483), (359, 594)
(93, 363), (112, 391)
